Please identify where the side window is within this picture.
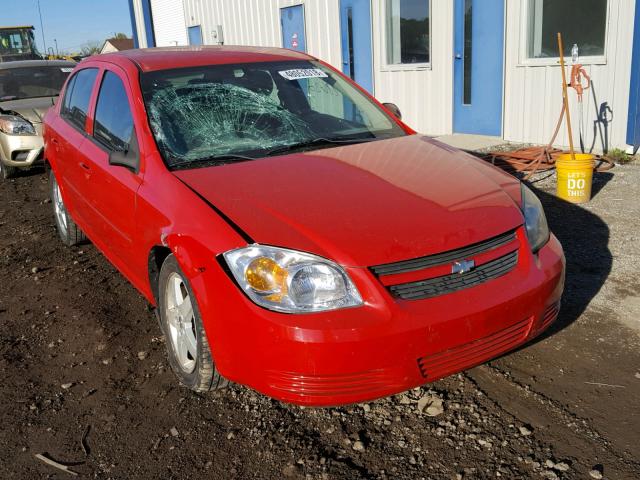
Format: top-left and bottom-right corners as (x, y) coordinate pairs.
(93, 71), (134, 152)
(61, 74), (77, 113)
(61, 68), (98, 130)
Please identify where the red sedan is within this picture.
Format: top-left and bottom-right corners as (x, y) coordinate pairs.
(43, 47), (564, 406)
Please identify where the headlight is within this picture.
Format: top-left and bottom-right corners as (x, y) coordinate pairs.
(0, 115), (36, 135)
(521, 184), (550, 253)
(223, 245), (363, 313)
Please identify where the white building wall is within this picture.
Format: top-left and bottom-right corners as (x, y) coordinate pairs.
(138, 0), (636, 146)
(504, 0), (636, 150)
(151, 0), (190, 46)
(182, 0), (343, 70)
(181, 0), (451, 135)
(371, 0), (453, 136)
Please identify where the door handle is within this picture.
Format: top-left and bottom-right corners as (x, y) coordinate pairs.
(80, 162), (91, 171)
(455, 53), (462, 59)
(51, 138), (59, 144)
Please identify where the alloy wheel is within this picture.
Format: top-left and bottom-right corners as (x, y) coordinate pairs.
(165, 272), (198, 374)
(52, 179), (68, 234)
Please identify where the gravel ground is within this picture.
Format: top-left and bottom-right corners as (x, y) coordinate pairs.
(0, 163), (639, 479)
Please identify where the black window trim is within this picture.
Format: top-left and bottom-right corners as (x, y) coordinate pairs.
(90, 69), (136, 153)
(60, 73), (77, 118)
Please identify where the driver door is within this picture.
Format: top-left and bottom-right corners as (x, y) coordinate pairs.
(78, 66), (143, 278)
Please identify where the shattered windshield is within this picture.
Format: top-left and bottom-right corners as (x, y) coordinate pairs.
(0, 65), (73, 101)
(140, 60), (406, 169)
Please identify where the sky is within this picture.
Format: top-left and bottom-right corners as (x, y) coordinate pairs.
(1, 0), (133, 54)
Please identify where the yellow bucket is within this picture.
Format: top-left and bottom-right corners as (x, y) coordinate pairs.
(556, 153), (595, 204)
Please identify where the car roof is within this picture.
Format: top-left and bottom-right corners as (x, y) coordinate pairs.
(0, 59), (76, 69)
(95, 46), (315, 72)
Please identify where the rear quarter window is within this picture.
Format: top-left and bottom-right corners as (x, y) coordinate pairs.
(61, 74), (77, 112)
(61, 68), (98, 130)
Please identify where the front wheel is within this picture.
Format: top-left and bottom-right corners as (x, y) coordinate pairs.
(158, 254), (228, 392)
(49, 169), (86, 246)
(0, 161), (17, 180)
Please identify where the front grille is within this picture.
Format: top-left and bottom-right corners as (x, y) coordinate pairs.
(417, 317), (532, 379)
(370, 229), (517, 276)
(389, 250), (518, 300)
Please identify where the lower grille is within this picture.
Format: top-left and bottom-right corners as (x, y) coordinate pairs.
(541, 302), (561, 329)
(417, 317), (532, 379)
(389, 251), (518, 300)
(266, 369), (402, 397)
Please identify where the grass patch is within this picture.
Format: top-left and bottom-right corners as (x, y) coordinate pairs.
(605, 148), (636, 165)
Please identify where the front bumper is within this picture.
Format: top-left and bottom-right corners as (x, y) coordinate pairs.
(195, 231), (565, 406)
(0, 129), (44, 168)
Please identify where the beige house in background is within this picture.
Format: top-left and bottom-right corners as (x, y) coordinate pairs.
(100, 37), (134, 54)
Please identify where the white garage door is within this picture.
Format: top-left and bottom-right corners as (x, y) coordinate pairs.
(151, 0), (188, 46)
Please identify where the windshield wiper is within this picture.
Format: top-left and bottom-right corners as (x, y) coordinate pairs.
(170, 153), (257, 170)
(264, 135), (378, 157)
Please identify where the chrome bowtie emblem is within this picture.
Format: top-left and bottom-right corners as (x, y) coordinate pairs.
(452, 259), (475, 274)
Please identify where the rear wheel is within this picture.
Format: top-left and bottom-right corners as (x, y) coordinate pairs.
(0, 161), (17, 180)
(49, 169), (86, 246)
(158, 254), (228, 392)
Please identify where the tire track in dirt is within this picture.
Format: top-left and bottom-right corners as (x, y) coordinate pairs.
(466, 365), (639, 478)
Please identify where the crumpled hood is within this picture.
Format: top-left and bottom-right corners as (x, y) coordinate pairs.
(0, 96), (57, 124)
(174, 135), (524, 267)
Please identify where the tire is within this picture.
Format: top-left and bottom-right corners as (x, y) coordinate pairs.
(49, 169), (86, 246)
(158, 254), (228, 392)
(0, 161), (17, 180)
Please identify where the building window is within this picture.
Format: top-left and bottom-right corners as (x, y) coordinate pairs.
(527, 0), (608, 59)
(386, 0), (430, 65)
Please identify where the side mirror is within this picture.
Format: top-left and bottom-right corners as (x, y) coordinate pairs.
(109, 130), (140, 173)
(382, 102), (402, 120)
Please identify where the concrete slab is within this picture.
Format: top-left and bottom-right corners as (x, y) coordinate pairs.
(434, 134), (506, 151)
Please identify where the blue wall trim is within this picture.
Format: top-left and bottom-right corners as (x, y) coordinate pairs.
(627, 0), (640, 149)
(141, 0), (156, 48)
(127, 0), (139, 48)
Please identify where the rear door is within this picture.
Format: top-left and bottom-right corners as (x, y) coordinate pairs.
(78, 67), (142, 270)
(57, 67), (99, 228)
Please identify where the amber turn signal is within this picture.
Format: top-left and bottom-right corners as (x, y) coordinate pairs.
(244, 257), (288, 296)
